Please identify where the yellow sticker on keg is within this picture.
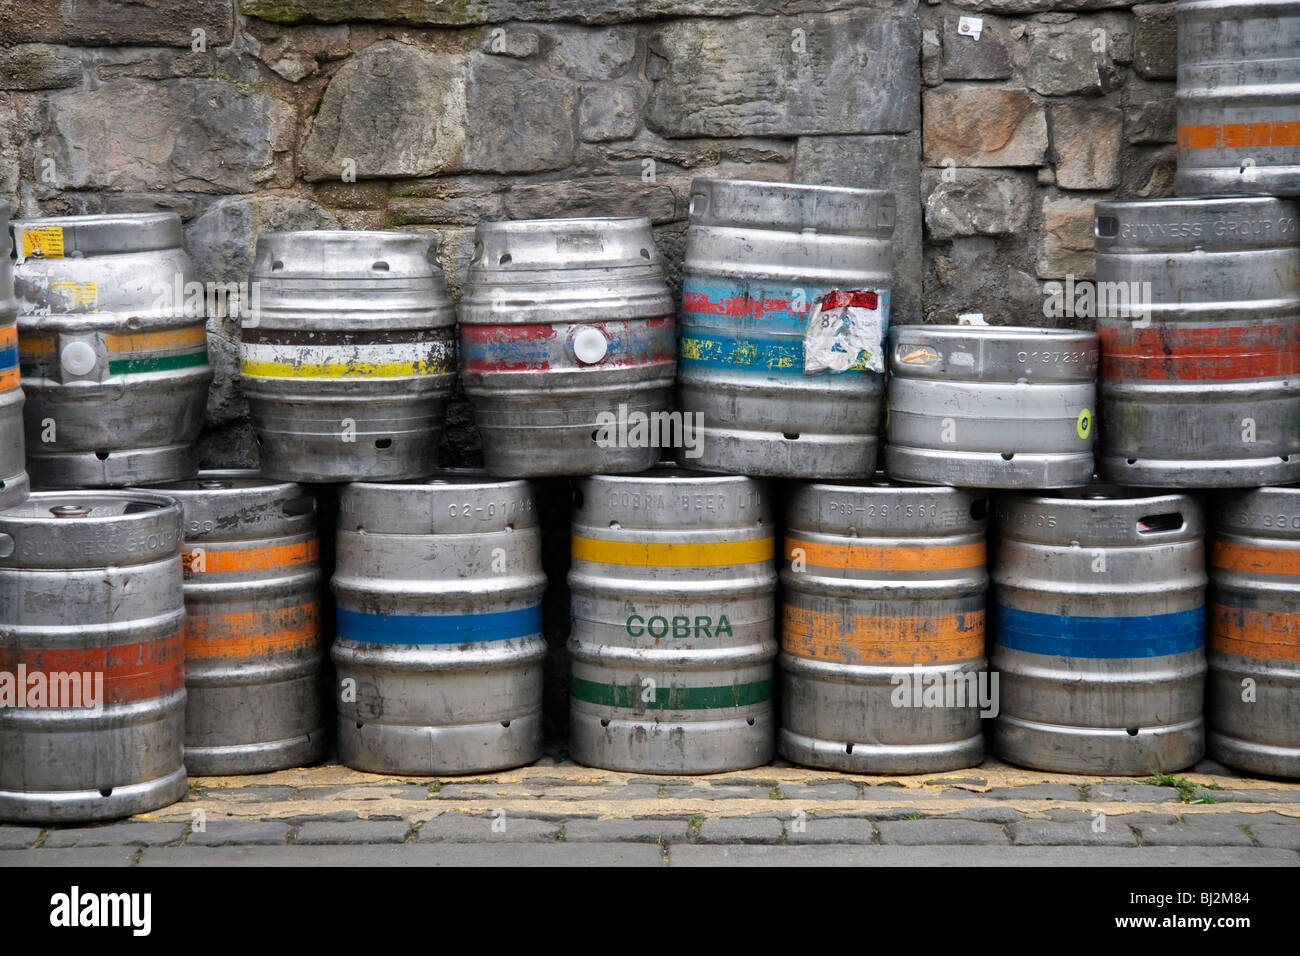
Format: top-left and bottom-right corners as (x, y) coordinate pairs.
(1077, 408), (1092, 439)
(20, 226), (64, 259)
(51, 281), (98, 308)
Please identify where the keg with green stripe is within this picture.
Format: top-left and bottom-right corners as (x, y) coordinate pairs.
(11, 213), (211, 487)
(568, 470), (777, 773)
(331, 476), (546, 774)
(242, 231), (456, 482)
(0, 200), (27, 508)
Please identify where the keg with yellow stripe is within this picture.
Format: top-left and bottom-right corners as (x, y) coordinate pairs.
(11, 213), (211, 487)
(1208, 486), (1300, 778)
(242, 231), (456, 482)
(0, 201), (27, 508)
(146, 471), (326, 775)
(568, 470), (777, 773)
(780, 481), (989, 773)
(332, 476), (546, 774)
(0, 491), (187, 823)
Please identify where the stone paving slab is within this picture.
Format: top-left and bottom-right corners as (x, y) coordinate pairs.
(4, 757), (1296, 866)
(136, 843), (665, 867)
(0, 826), (42, 850)
(668, 845), (1300, 867)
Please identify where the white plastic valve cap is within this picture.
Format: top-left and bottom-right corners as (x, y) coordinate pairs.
(573, 327), (609, 364)
(60, 341), (97, 376)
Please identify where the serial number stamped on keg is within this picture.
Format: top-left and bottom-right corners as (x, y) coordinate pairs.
(1232, 511), (1300, 531)
(1016, 350), (1099, 365)
(826, 501), (975, 528)
(996, 508), (1057, 529)
(447, 498), (532, 520)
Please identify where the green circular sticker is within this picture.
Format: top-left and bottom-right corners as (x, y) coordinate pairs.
(1077, 408), (1092, 439)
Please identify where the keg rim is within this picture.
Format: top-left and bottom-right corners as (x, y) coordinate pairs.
(889, 323), (1096, 339)
(256, 228), (437, 243)
(688, 177), (894, 201)
(10, 211), (182, 229)
(1093, 196), (1292, 213)
(0, 489), (181, 523)
(474, 216), (653, 231)
(346, 474), (532, 492)
(999, 485), (1197, 507)
(579, 468), (759, 487)
(144, 468), (305, 496)
(799, 477), (985, 497)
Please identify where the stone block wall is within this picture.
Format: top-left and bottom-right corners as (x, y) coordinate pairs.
(0, 0), (1175, 466)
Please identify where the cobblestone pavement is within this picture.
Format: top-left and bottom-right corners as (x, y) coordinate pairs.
(3, 752), (1298, 866)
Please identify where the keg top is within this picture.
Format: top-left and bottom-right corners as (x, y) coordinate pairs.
(10, 212), (183, 258)
(786, 480), (988, 536)
(145, 470), (316, 541)
(575, 469), (770, 531)
(460, 216), (673, 323)
(338, 475), (536, 536)
(252, 230), (442, 280)
(1213, 485), (1300, 537)
(469, 216), (662, 273)
(889, 324), (1098, 381)
(1094, 197), (1299, 252)
(996, 486), (1204, 546)
(687, 178), (896, 237)
(1176, 0), (1298, 20)
(0, 490), (182, 570)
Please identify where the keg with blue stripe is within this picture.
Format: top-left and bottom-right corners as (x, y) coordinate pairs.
(0, 200), (27, 508)
(568, 469), (778, 773)
(991, 488), (1207, 774)
(677, 179), (895, 478)
(331, 475), (546, 774)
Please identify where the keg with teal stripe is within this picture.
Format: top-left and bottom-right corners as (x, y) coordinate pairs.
(331, 475), (546, 774)
(991, 488), (1207, 775)
(568, 469), (778, 773)
(677, 179), (895, 479)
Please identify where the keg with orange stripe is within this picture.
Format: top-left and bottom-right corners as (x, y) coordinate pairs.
(0, 491), (187, 822)
(147, 471), (326, 775)
(0, 200), (27, 508)
(568, 470), (777, 773)
(11, 213), (211, 487)
(1175, 0), (1300, 198)
(1208, 486), (1300, 778)
(1095, 198), (1300, 487)
(780, 481), (989, 773)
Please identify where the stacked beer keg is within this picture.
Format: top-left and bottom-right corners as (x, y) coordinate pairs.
(2, 1), (1297, 826)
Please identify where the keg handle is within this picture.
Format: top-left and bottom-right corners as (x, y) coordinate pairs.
(1137, 512), (1184, 535)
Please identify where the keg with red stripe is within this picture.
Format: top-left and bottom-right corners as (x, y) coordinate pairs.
(1175, 0), (1300, 198)
(458, 217), (676, 477)
(1208, 486), (1300, 778)
(147, 471), (326, 775)
(0, 491), (187, 823)
(780, 481), (989, 773)
(1095, 197), (1300, 487)
(0, 200), (27, 508)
